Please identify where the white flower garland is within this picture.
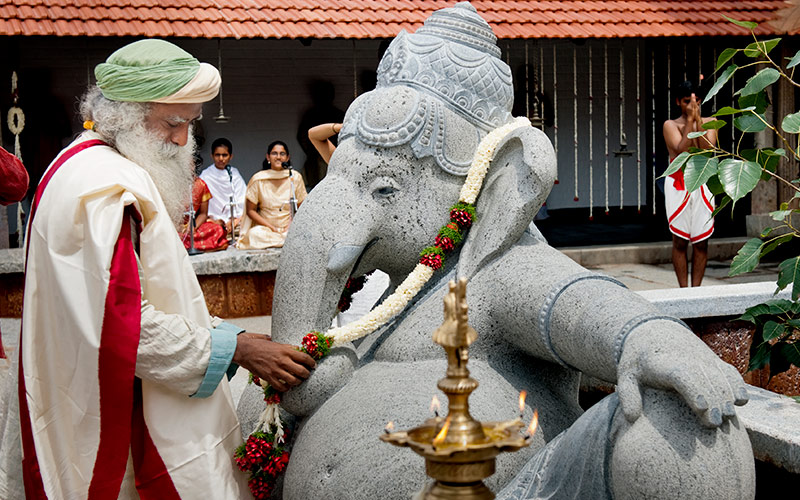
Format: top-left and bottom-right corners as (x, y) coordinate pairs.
(254, 117), (531, 438)
(7, 107), (24, 136)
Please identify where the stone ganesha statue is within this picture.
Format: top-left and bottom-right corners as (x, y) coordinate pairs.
(241, 3), (756, 499)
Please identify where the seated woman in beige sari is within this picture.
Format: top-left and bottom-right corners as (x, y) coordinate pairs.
(237, 140), (307, 249)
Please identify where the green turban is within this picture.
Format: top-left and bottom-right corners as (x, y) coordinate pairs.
(95, 39), (220, 104)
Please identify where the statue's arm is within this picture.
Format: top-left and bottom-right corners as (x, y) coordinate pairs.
(487, 242), (746, 427)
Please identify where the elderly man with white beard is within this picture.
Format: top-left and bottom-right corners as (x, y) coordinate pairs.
(0, 39), (315, 499)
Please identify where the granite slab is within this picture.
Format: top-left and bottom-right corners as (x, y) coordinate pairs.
(187, 247), (281, 275)
(0, 247), (281, 276)
(637, 281), (791, 319)
(737, 385), (800, 474)
(0, 248), (23, 274)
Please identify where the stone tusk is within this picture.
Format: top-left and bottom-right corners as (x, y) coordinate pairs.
(327, 243), (366, 273)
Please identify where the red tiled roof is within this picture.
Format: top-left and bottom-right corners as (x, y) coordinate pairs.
(0, 1), (793, 39)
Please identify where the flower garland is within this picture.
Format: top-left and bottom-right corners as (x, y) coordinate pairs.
(237, 116), (530, 497)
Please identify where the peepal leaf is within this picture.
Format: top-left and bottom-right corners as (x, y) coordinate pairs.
(740, 302), (771, 323)
(739, 91), (770, 114)
(716, 48), (738, 71)
(743, 39), (781, 57)
(761, 234), (793, 257)
(718, 159), (761, 203)
(788, 48), (800, 69)
(734, 113), (768, 133)
(702, 119), (727, 130)
(748, 344), (770, 371)
(782, 112), (800, 134)
(704, 64), (737, 104)
(713, 106), (745, 117)
(770, 209), (793, 221)
(736, 68), (780, 97)
(762, 321), (786, 341)
(687, 131), (707, 139)
(729, 237), (764, 276)
(777, 256), (800, 299)
(662, 151), (690, 177)
(766, 299), (794, 315)
(684, 156), (719, 193)
(722, 15), (758, 30)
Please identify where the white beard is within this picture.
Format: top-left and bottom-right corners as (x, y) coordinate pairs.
(114, 123), (196, 228)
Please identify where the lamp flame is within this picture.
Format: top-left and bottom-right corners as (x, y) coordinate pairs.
(525, 410), (539, 437)
(385, 421), (395, 434)
(518, 390), (527, 417)
(433, 416), (452, 447)
(430, 395), (441, 417)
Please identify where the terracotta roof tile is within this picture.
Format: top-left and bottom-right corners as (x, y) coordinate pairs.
(0, 1), (795, 39)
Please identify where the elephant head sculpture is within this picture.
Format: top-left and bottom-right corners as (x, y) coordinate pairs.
(242, 3), (755, 499)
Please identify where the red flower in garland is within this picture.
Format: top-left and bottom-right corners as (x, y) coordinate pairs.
(247, 476), (274, 500)
(450, 209), (473, 229)
(434, 235), (454, 252)
(301, 331), (334, 360)
(420, 253), (443, 270)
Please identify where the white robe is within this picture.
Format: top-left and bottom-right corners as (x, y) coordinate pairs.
(199, 164), (247, 221)
(0, 133), (248, 499)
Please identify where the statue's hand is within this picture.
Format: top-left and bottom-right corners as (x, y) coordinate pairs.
(278, 347), (358, 417)
(616, 325), (748, 428)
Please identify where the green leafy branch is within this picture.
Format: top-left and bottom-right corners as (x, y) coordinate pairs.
(670, 16), (800, 379)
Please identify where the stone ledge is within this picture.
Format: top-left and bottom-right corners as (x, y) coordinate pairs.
(0, 248), (23, 274)
(188, 248), (281, 275)
(738, 385), (800, 474)
(637, 281), (790, 319)
(0, 247), (282, 276)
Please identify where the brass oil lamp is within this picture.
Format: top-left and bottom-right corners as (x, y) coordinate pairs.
(381, 278), (537, 499)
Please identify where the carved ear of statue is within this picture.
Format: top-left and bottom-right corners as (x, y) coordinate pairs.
(457, 125), (556, 279)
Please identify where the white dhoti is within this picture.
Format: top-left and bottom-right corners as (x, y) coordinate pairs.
(665, 174), (714, 243)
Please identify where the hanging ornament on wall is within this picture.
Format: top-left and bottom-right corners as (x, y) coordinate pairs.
(552, 44), (559, 184)
(651, 47), (657, 216)
(539, 43), (545, 132)
(573, 46), (579, 202)
(588, 44), (594, 220)
(214, 40), (230, 124)
(610, 44), (638, 212)
(636, 44), (642, 214)
(7, 71), (26, 243)
(603, 41), (609, 216)
(7, 72), (24, 161)
(619, 44), (625, 211)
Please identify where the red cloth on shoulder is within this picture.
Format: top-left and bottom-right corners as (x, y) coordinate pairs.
(0, 146), (29, 205)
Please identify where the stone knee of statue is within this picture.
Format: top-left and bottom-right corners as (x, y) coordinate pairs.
(610, 388), (754, 500)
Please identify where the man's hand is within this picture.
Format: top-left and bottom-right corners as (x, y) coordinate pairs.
(689, 93), (703, 125)
(616, 325), (748, 428)
(233, 333), (316, 392)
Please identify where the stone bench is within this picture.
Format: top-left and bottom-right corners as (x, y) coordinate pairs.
(0, 247), (282, 318)
(637, 281), (800, 474)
